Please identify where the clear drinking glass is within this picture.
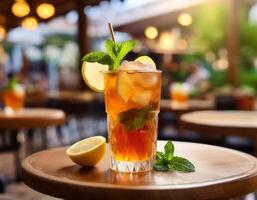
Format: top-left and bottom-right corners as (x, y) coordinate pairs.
(170, 82), (189, 109)
(4, 84), (25, 112)
(104, 70), (162, 172)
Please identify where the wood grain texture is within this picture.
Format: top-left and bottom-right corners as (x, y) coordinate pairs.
(160, 99), (214, 113)
(47, 91), (97, 103)
(22, 141), (257, 200)
(181, 111), (257, 137)
(0, 108), (66, 129)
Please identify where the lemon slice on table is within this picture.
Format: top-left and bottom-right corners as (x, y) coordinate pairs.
(81, 62), (109, 92)
(135, 56), (156, 69)
(66, 136), (106, 167)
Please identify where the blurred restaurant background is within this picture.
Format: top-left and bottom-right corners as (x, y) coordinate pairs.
(0, 0), (257, 199)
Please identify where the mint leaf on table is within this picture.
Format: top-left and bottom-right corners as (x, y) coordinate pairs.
(156, 152), (165, 163)
(155, 151), (166, 166)
(164, 141), (174, 161)
(154, 141), (195, 173)
(168, 156), (195, 172)
(154, 164), (169, 172)
(119, 104), (157, 131)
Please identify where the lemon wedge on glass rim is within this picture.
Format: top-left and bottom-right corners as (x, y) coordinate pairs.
(66, 136), (106, 167)
(81, 56), (156, 92)
(81, 62), (109, 92)
(135, 56), (156, 69)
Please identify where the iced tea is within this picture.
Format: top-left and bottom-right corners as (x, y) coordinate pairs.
(104, 70), (162, 172)
(4, 85), (25, 110)
(170, 83), (189, 109)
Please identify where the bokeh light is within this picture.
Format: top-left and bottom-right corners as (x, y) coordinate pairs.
(12, 0), (30, 18)
(144, 26), (158, 39)
(159, 32), (175, 51)
(36, 3), (55, 19)
(177, 13), (192, 26)
(213, 58), (229, 71)
(177, 39), (188, 50)
(22, 17), (38, 30)
(205, 52), (216, 62)
(66, 11), (79, 24)
(0, 25), (6, 41)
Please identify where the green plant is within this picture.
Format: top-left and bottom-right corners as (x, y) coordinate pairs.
(190, 3), (227, 54)
(188, 2), (257, 90)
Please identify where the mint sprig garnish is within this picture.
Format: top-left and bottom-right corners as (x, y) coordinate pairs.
(5, 77), (19, 91)
(82, 39), (136, 71)
(82, 51), (113, 66)
(154, 141), (195, 173)
(119, 104), (157, 131)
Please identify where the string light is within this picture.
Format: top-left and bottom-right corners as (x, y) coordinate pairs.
(12, 0), (30, 18)
(177, 13), (192, 26)
(36, 3), (55, 19)
(159, 32), (175, 51)
(144, 26), (158, 39)
(22, 17), (38, 30)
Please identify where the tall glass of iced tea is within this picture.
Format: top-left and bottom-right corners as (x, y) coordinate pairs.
(104, 69), (162, 172)
(4, 76), (25, 112)
(170, 83), (189, 109)
(81, 36), (161, 172)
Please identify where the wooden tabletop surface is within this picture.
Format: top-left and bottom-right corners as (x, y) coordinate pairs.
(0, 108), (66, 129)
(160, 99), (214, 112)
(181, 111), (257, 137)
(22, 141), (257, 200)
(181, 111), (257, 128)
(47, 91), (104, 103)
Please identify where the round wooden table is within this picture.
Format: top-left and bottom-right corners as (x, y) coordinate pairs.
(160, 100), (214, 138)
(22, 141), (257, 200)
(181, 111), (257, 153)
(0, 108), (66, 180)
(160, 99), (214, 113)
(47, 91), (97, 103)
(0, 108), (66, 129)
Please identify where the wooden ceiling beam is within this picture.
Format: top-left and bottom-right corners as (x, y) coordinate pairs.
(0, 0), (13, 12)
(0, 0), (102, 29)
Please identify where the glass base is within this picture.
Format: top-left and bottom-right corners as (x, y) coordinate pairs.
(111, 158), (153, 173)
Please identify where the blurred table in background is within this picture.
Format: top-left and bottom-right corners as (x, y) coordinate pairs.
(46, 91), (104, 114)
(46, 91), (99, 103)
(0, 108), (66, 129)
(181, 111), (257, 154)
(45, 91), (107, 140)
(160, 99), (214, 113)
(26, 90), (104, 107)
(159, 99), (215, 140)
(0, 108), (66, 180)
